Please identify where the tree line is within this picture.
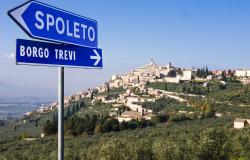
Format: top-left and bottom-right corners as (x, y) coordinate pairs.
(44, 114), (158, 136)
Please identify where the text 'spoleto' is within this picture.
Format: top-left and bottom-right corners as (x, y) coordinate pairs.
(8, 0), (98, 48)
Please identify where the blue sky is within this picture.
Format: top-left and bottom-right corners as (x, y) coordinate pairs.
(0, 0), (250, 96)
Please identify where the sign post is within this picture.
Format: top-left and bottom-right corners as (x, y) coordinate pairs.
(58, 67), (64, 160)
(8, 1), (102, 160)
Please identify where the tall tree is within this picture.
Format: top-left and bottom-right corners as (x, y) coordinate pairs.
(66, 107), (70, 119)
(165, 83), (168, 91)
(35, 119), (38, 127)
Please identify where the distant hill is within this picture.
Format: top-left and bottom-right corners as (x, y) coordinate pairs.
(0, 81), (56, 102)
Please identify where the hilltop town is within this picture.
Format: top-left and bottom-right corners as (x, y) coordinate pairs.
(33, 59), (250, 127)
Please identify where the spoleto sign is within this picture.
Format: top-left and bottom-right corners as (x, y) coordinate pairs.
(8, 0), (98, 47)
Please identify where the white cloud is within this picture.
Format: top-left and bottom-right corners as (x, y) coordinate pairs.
(7, 53), (15, 59)
(0, 53), (15, 60)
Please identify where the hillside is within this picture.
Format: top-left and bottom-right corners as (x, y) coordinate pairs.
(1, 62), (250, 159)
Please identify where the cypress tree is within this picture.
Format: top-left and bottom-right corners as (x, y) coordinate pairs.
(35, 119), (38, 127)
(165, 83), (168, 91)
(66, 107), (70, 119)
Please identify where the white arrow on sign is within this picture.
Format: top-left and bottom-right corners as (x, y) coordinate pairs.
(90, 49), (101, 66)
(9, 2), (32, 35)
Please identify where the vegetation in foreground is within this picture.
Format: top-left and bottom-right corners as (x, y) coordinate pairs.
(0, 117), (250, 160)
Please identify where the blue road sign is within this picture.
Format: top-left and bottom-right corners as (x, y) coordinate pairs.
(8, 1), (98, 48)
(16, 39), (102, 68)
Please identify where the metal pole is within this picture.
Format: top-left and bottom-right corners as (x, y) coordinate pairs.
(58, 67), (64, 160)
